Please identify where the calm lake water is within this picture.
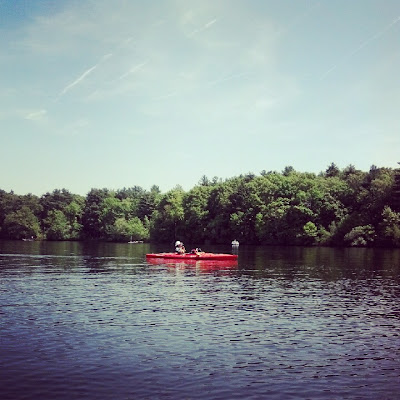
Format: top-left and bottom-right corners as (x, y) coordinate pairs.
(1, 241), (399, 399)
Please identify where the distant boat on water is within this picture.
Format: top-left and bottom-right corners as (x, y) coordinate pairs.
(128, 236), (143, 244)
(22, 237), (35, 242)
(231, 239), (239, 246)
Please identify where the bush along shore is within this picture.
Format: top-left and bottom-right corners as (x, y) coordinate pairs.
(1, 164), (400, 247)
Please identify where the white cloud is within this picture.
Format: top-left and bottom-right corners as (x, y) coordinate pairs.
(25, 109), (47, 121)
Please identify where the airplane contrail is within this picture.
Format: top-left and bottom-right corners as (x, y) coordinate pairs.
(189, 18), (217, 37)
(118, 61), (148, 81)
(60, 53), (113, 96)
(60, 65), (98, 95)
(272, 1), (321, 38)
(208, 71), (250, 87)
(320, 15), (400, 80)
(154, 90), (179, 101)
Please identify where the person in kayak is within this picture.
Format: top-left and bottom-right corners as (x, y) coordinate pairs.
(190, 248), (203, 255)
(175, 240), (186, 254)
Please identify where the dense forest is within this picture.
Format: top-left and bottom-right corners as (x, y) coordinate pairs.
(1, 164), (400, 247)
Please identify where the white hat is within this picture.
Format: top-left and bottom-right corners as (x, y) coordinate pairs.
(175, 240), (181, 246)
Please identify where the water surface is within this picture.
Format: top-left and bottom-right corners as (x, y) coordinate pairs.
(1, 241), (399, 399)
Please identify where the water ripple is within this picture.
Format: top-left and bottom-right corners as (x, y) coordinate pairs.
(1, 246), (400, 399)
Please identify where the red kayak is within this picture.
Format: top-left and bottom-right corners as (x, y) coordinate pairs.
(146, 252), (238, 261)
(147, 257), (238, 271)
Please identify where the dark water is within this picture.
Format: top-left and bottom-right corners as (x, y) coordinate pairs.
(1, 241), (399, 400)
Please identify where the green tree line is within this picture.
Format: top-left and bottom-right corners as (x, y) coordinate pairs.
(1, 164), (400, 247)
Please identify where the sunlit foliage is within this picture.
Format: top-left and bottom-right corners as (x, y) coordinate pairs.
(0, 165), (399, 246)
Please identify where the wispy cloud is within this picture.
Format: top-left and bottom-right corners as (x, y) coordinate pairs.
(207, 71), (250, 87)
(102, 53), (113, 61)
(272, 1), (321, 39)
(84, 60), (149, 101)
(320, 15), (400, 80)
(59, 53), (112, 96)
(117, 61), (148, 81)
(188, 18), (218, 37)
(154, 91), (179, 101)
(25, 109), (47, 121)
(60, 65), (97, 95)
(59, 118), (90, 137)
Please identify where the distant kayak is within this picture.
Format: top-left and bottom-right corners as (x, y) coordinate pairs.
(146, 252), (238, 261)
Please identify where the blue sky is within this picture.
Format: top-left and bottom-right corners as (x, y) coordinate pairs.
(1, 0), (399, 196)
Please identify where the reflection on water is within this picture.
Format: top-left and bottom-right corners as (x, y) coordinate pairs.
(1, 241), (400, 400)
(239, 245), (400, 281)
